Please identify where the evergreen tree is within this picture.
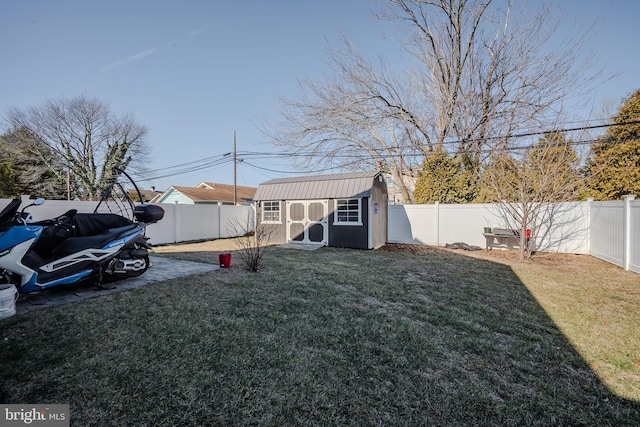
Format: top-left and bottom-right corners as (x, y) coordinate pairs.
(0, 162), (19, 198)
(586, 90), (640, 200)
(0, 128), (68, 199)
(413, 146), (476, 204)
(524, 132), (582, 202)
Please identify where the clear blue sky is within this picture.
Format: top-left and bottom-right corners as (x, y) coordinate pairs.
(1, 0), (638, 191)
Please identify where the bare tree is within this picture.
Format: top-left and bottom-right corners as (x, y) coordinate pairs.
(229, 209), (275, 272)
(3, 96), (149, 200)
(267, 39), (421, 203)
(481, 133), (584, 259)
(265, 0), (600, 202)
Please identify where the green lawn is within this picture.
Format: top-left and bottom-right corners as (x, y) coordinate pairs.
(1, 245), (639, 426)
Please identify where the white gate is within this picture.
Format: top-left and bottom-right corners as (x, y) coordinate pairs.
(286, 200), (328, 245)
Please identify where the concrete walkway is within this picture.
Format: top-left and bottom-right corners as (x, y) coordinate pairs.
(15, 256), (219, 315)
(279, 242), (325, 251)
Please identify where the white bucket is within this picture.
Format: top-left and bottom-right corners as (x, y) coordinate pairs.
(0, 284), (19, 319)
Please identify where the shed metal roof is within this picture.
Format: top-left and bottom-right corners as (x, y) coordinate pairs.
(254, 171), (382, 201)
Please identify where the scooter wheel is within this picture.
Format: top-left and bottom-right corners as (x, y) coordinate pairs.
(125, 256), (149, 277)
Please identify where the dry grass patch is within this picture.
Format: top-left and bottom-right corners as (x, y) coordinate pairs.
(398, 244), (640, 401)
(1, 241), (639, 425)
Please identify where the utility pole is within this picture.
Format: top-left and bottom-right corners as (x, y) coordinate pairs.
(233, 130), (237, 205)
(67, 167), (71, 201)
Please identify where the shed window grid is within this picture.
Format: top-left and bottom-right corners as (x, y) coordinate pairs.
(262, 201), (281, 223)
(335, 198), (362, 225)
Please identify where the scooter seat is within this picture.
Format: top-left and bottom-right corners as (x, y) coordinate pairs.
(71, 213), (133, 237)
(51, 224), (139, 257)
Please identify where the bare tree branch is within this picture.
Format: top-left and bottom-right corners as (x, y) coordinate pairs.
(3, 96), (149, 200)
(263, 0), (603, 204)
(481, 132), (585, 259)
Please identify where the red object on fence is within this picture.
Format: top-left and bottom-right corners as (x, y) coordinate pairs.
(219, 253), (232, 268)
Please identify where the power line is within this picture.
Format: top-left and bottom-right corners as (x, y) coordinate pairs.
(489, 120), (640, 142)
(131, 118), (640, 183)
(133, 156), (234, 181)
(140, 153), (229, 174)
(242, 159), (368, 175)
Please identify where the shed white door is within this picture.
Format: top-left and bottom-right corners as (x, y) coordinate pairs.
(286, 200), (328, 245)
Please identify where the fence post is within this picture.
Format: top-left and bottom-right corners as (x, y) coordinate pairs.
(623, 195), (636, 271)
(435, 201), (440, 246)
(173, 201), (179, 243)
(586, 198), (593, 255)
(217, 202), (222, 239)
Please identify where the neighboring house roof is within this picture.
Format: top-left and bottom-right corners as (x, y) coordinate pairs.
(149, 193), (163, 203)
(197, 182), (257, 201)
(139, 189), (164, 203)
(254, 171), (383, 201)
(156, 183), (256, 204)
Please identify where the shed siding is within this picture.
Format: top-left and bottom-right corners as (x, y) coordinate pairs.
(328, 198), (369, 249)
(257, 201), (286, 244)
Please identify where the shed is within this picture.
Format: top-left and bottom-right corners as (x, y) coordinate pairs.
(253, 171), (388, 249)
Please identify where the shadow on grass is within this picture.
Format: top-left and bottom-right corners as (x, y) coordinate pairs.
(0, 246), (639, 426)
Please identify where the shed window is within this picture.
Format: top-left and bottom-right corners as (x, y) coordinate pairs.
(262, 201), (281, 223)
(335, 199), (362, 225)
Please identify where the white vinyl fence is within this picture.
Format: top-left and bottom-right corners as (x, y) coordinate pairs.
(2, 195), (638, 273)
(0, 198), (253, 246)
(388, 196), (638, 274)
(588, 195), (639, 273)
(388, 202), (590, 254)
(146, 203), (253, 245)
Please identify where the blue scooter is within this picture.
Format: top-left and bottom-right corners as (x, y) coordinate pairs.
(0, 170), (164, 294)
